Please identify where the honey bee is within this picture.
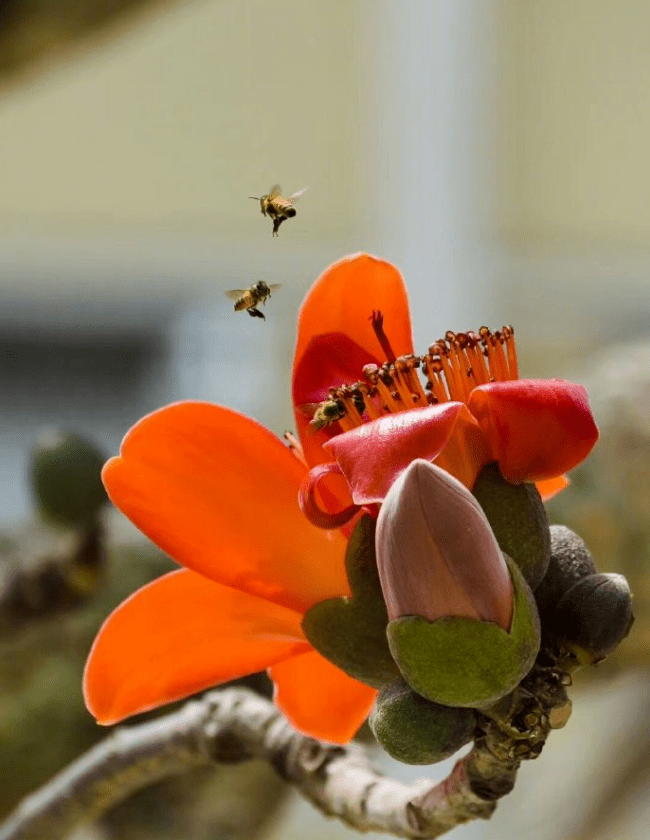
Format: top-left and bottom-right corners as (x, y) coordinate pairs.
(300, 398), (347, 430)
(225, 281), (281, 320)
(249, 184), (308, 236)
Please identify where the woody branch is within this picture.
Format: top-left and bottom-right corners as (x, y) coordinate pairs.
(0, 669), (570, 840)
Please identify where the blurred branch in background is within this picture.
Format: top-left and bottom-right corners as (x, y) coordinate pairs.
(0, 431), (107, 633)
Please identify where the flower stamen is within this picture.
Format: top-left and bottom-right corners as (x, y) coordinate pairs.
(503, 325), (519, 379)
(302, 324), (519, 433)
(465, 332), (491, 385)
(284, 431), (308, 467)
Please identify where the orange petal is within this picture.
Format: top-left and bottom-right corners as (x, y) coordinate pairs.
(269, 649), (377, 744)
(292, 254), (414, 470)
(102, 402), (349, 614)
(536, 474), (570, 501)
(468, 380), (599, 484)
(293, 331), (381, 471)
(294, 253), (413, 372)
(84, 569), (310, 725)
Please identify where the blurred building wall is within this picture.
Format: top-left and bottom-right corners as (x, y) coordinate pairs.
(0, 0), (360, 243)
(496, 0), (650, 350)
(499, 0), (650, 247)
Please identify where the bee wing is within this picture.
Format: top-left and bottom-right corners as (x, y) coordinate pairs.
(296, 402), (321, 419)
(224, 289), (248, 300)
(267, 184), (282, 200)
(268, 284), (282, 293)
(288, 186), (308, 203)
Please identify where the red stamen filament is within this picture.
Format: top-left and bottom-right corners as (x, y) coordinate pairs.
(283, 431), (307, 467)
(305, 323), (519, 433)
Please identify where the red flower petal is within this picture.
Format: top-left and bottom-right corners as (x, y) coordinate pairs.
(324, 403), (489, 504)
(292, 254), (414, 469)
(84, 569), (310, 725)
(102, 402), (349, 614)
(299, 462), (361, 529)
(269, 650), (377, 744)
(467, 380), (599, 484)
(293, 332), (379, 469)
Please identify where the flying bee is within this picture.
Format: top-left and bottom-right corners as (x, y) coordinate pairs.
(299, 398), (347, 430)
(249, 184), (308, 236)
(225, 281), (281, 321)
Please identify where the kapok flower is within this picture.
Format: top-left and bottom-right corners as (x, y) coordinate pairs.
(293, 255), (598, 526)
(84, 252), (597, 746)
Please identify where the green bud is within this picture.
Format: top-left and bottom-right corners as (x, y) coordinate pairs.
(369, 678), (476, 764)
(472, 462), (551, 590)
(387, 557), (540, 708)
(302, 515), (400, 688)
(31, 431), (108, 528)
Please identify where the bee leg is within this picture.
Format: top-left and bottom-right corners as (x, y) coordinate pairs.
(272, 218), (281, 236)
(247, 307), (266, 320)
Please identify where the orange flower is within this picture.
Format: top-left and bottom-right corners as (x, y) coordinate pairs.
(293, 255), (598, 526)
(85, 253), (598, 744)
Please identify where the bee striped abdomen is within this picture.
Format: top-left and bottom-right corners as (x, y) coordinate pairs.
(234, 293), (254, 311)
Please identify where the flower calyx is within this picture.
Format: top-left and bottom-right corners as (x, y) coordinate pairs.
(301, 515), (401, 688)
(472, 461), (551, 590)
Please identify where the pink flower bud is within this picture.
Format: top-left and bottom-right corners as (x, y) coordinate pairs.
(376, 460), (513, 630)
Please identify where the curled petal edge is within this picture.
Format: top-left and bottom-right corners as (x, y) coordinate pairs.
(299, 462), (361, 529)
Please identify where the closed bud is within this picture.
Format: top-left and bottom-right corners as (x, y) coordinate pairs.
(534, 525), (597, 617)
(377, 460), (513, 628)
(551, 572), (634, 664)
(369, 678), (476, 765)
(377, 460), (540, 708)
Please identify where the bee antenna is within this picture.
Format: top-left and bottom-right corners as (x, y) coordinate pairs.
(248, 196), (260, 200)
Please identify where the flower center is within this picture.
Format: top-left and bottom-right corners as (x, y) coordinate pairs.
(310, 324), (519, 431)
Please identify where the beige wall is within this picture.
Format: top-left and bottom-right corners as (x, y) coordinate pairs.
(499, 0), (650, 250)
(0, 0), (359, 242)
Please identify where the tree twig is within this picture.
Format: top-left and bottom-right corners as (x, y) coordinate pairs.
(0, 665), (572, 840)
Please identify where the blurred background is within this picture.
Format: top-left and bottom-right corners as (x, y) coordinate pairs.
(1, 0), (650, 838)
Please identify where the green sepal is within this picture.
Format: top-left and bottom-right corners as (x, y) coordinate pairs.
(472, 462), (551, 590)
(302, 515), (400, 688)
(369, 678), (476, 765)
(387, 557), (541, 708)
